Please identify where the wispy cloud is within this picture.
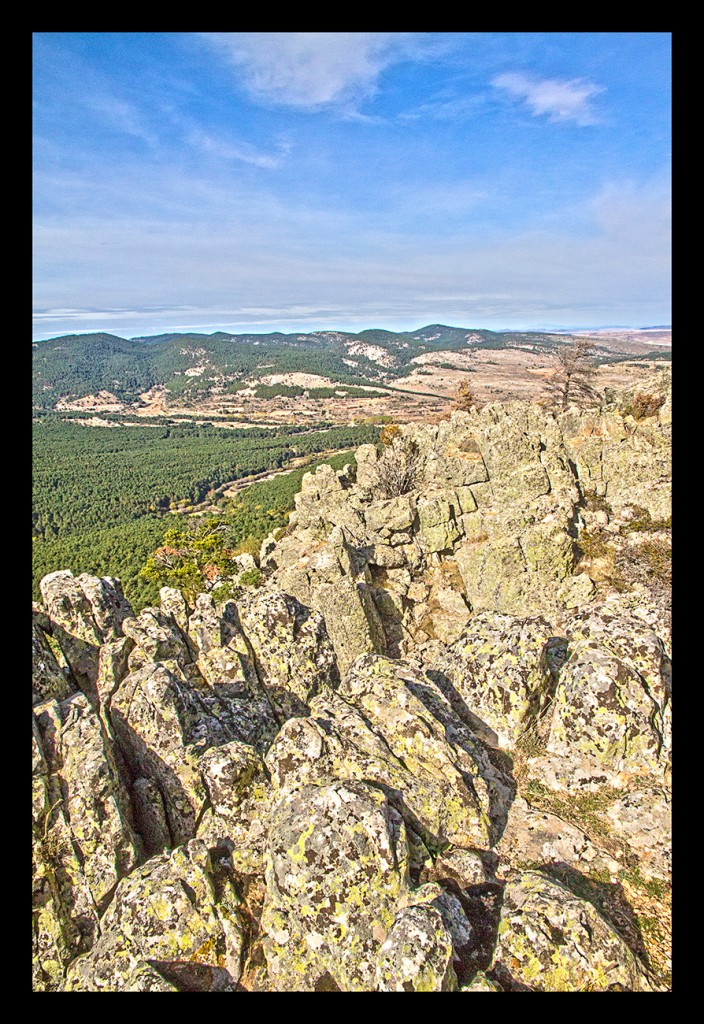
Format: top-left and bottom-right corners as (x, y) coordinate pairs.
(185, 128), (289, 169)
(83, 96), (159, 146)
(199, 32), (417, 111)
(492, 72), (604, 125)
(398, 93), (487, 125)
(32, 173), (671, 340)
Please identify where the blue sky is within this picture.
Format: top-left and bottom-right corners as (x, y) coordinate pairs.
(33, 32), (671, 341)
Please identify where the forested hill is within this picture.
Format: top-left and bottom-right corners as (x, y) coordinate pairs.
(32, 324), (578, 408)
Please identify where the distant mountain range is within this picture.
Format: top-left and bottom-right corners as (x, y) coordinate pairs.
(32, 324), (670, 409)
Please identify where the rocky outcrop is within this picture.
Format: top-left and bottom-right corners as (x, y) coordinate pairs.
(261, 372), (670, 665)
(32, 372), (671, 992)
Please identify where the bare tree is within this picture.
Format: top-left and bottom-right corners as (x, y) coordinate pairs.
(543, 338), (600, 410)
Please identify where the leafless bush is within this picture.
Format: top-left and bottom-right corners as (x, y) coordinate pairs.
(371, 436), (421, 498)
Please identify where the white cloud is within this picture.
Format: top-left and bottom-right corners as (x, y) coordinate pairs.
(185, 128), (288, 169)
(199, 32), (414, 110)
(84, 96), (158, 146)
(492, 72), (604, 125)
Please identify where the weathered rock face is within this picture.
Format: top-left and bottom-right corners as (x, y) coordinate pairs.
(32, 613), (74, 705)
(490, 871), (661, 991)
(376, 903), (457, 991)
(32, 693), (142, 989)
(65, 840), (244, 992)
(261, 780), (411, 991)
(235, 588), (339, 716)
(38, 570), (134, 701)
(561, 368), (672, 521)
(544, 602), (671, 787)
(32, 372), (671, 992)
(430, 613), (560, 750)
(261, 371), (670, 662)
(265, 655), (513, 853)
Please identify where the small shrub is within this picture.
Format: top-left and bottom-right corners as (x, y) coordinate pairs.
(637, 539), (672, 588)
(210, 581), (240, 604)
(371, 436), (421, 498)
(583, 490), (613, 516)
(620, 507), (671, 536)
(623, 392), (666, 420)
(233, 535), (262, 559)
(619, 505), (653, 534)
(379, 423), (402, 446)
(577, 528), (611, 562)
(238, 567), (262, 588)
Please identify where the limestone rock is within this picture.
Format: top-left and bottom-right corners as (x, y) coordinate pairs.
(188, 592), (225, 655)
(95, 636), (133, 710)
(32, 714), (97, 990)
(495, 796), (607, 876)
(417, 493), (461, 553)
(364, 493), (416, 537)
(159, 586), (191, 630)
(604, 788), (672, 880)
(195, 645), (279, 753)
(421, 847), (490, 888)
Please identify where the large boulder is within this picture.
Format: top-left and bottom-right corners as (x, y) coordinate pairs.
(235, 588), (339, 717)
(261, 780), (410, 991)
(545, 604), (671, 787)
(109, 661), (231, 846)
(65, 840), (244, 991)
(376, 903), (457, 991)
(431, 613), (560, 750)
(489, 871), (661, 991)
(196, 740), (270, 875)
(39, 570), (133, 646)
(311, 579), (386, 679)
(32, 694), (142, 990)
(32, 614), (74, 705)
(37, 572), (133, 700)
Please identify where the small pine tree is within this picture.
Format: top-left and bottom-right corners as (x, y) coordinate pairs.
(453, 380), (481, 412)
(544, 338), (600, 410)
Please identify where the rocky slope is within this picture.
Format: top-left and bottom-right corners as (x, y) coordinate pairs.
(32, 370), (671, 991)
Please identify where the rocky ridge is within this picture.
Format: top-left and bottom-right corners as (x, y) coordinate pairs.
(32, 370), (671, 991)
